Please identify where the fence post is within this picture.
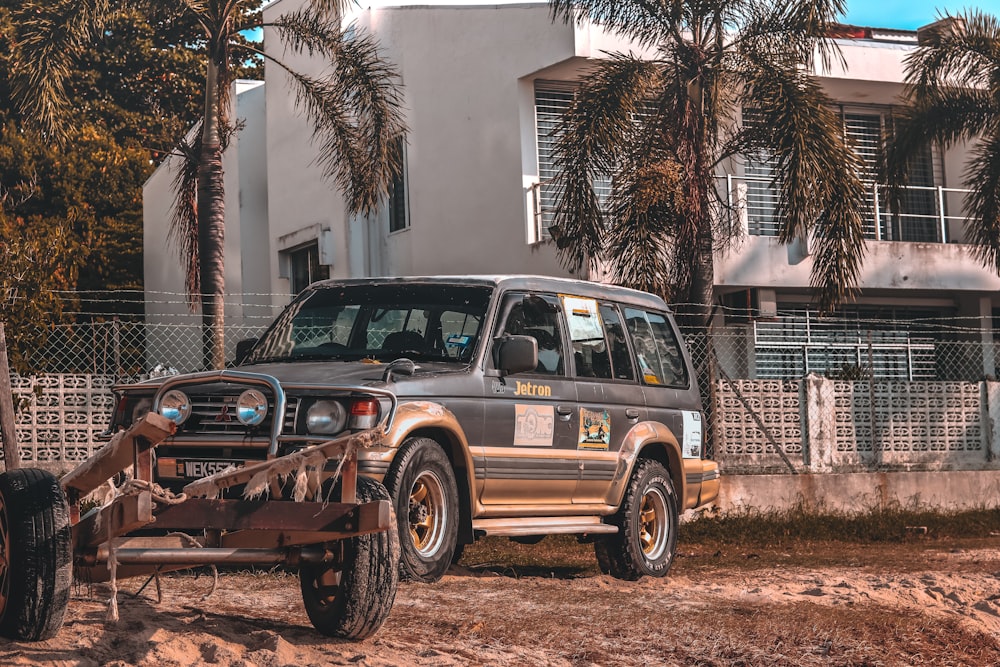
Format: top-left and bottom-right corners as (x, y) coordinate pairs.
(0, 322), (20, 471)
(113, 316), (122, 379)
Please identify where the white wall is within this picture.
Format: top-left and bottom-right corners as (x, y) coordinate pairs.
(142, 80), (268, 369)
(263, 2), (641, 281)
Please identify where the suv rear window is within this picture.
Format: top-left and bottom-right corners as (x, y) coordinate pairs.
(623, 308), (688, 388)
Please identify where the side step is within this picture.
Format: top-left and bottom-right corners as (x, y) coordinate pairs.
(472, 516), (618, 538)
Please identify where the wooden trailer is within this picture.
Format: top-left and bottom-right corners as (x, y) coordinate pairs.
(0, 412), (398, 642)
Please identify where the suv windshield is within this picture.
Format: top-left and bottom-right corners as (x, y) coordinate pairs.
(245, 283), (492, 364)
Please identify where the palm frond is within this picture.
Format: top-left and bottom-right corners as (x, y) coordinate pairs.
(271, 12), (406, 215)
(606, 160), (685, 299)
(549, 55), (664, 274)
(169, 127), (203, 310)
(549, 0), (685, 49)
(963, 132), (1000, 274)
(904, 10), (1000, 93)
(12, 0), (115, 141)
(809, 176), (868, 311)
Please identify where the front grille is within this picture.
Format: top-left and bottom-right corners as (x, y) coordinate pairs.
(171, 387), (297, 438)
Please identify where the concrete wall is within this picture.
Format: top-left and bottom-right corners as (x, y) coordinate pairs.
(715, 235), (1000, 293)
(716, 470), (1000, 513)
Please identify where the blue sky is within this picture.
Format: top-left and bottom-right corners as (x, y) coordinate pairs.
(841, 1), (1000, 30)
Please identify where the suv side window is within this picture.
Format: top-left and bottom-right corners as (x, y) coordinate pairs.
(563, 296), (613, 380)
(599, 304), (635, 381)
(623, 308), (688, 387)
(499, 293), (565, 375)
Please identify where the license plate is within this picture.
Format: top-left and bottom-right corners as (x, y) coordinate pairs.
(184, 460), (239, 479)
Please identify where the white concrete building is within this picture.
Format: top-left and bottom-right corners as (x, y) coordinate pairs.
(143, 3), (998, 378)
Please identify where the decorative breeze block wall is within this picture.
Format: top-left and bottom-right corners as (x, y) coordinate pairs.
(13, 374), (116, 466)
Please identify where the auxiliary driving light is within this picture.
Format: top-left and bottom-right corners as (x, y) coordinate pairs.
(158, 389), (192, 425)
(236, 389), (268, 426)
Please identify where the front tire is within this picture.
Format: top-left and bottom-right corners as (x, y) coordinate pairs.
(595, 459), (678, 581)
(0, 468), (72, 641)
(299, 476), (399, 639)
(382, 437), (459, 583)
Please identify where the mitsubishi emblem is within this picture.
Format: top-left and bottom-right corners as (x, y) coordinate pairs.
(215, 403), (233, 422)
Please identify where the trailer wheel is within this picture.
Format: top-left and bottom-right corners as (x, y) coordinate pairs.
(299, 476), (399, 639)
(0, 469), (72, 641)
(594, 459), (678, 581)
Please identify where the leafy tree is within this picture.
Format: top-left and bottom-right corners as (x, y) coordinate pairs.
(887, 11), (1000, 274)
(1, 2), (209, 332)
(13, 0), (406, 369)
(546, 0), (869, 328)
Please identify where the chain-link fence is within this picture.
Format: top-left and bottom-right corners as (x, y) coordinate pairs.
(16, 314), (999, 382)
(8, 292), (1000, 474)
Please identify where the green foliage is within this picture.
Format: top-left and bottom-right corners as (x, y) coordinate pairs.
(11, 0), (404, 370)
(0, 1), (216, 370)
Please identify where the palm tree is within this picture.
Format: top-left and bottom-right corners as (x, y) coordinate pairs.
(12, 0), (405, 368)
(545, 0), (869, 328)
(887, 11), (1000, 273)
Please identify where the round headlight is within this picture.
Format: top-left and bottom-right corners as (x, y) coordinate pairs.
(306, 400), (348, 435)
(236, 389), (268, 426)
(131, 397), (152, 425)
(159, 389), (191, 425)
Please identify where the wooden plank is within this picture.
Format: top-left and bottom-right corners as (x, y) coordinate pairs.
(0, 322), (19, 472)
(61, 413), (175, 496)
(218, 500), (392, 548)
(152, 497), (390, 533)
(181, 428), (379, 499)
(73, 492), (155, 548)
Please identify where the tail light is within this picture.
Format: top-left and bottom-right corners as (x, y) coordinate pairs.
(348, 398), (379, 430)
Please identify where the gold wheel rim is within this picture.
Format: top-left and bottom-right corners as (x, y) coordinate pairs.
(409, 471), (446, 557)
(638, 488), (668, 560)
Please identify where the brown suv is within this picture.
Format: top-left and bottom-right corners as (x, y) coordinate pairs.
(106, 276), (720, 582)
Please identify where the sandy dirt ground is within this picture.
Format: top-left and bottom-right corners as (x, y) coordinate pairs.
(2, 540), (1000, 666)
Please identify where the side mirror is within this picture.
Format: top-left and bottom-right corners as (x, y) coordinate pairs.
(234, 338), (259, 365)
(495, 335), (538, 375)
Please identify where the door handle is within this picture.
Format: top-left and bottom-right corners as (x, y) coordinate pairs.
(625, 408), (640, 420)
(556, 405), (573, 419)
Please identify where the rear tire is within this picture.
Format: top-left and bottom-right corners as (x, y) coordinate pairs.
(0, 468), (72, 641)
(382, 437), (459, 583)
(299, 476), (399, 639)
(594, 460), (678, 581)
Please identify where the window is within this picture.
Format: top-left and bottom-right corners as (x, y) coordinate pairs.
(844, 112), (938, 242)
(288, 242), (330, 295)
(499, 293), (565, 375)
(599, 304), (635, 380)
(564, 296), (613, 380)
(740, 107), (942, 241)
(248, 284), (491, 364)
(534, 81), (611, 239)
(742, 109), (781, 237)
(623, 308), (688, 387)
(388, 136), (409, 233)
(753, 306), (946, 379)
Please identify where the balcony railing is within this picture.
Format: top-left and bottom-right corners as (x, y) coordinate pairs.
(722, 174), (974, 244)
(527, 177), (975, 245)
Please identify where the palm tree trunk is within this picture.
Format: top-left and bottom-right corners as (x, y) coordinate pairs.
(198, 58), (226, 370)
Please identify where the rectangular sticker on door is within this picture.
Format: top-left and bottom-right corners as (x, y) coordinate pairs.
(578, 408), (611, 450)
(514, 404), (555, 447)
(681, 410), (703, 458)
